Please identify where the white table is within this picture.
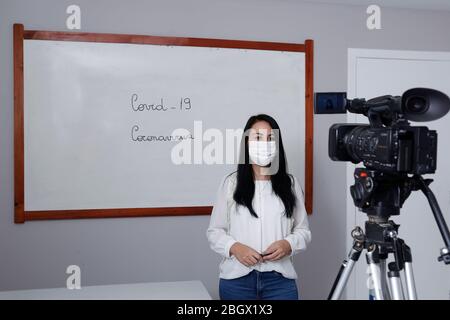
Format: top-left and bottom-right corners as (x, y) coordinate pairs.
(0, 280), (211, 300)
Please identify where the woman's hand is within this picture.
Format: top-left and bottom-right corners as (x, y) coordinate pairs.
(262, 240), (292, 261)
(230, 242), (263, 267)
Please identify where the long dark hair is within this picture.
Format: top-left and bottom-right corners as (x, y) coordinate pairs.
(231, 114), (297, 218)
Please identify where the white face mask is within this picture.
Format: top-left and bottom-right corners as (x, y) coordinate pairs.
(248, 140), (277, 166)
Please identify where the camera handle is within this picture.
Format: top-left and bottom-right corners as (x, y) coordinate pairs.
(414, 175), (450, 264)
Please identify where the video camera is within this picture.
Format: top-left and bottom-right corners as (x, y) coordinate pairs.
(328, 88), (449, 175)
(316, 88), (450, 266)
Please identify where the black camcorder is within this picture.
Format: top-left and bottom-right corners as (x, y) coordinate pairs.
(318, 88), (450, 268)
(327, 88), (450, 175)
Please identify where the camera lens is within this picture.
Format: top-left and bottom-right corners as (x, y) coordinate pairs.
(405, 96), (428, 114)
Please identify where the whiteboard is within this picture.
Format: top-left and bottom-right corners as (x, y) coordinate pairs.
(23, 39), (306, 212)
(347, 48), (450, 299)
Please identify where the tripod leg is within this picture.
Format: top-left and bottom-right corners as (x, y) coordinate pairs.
(387, 269), (404, 300)
(402, 243), (417, 300)
(328, 246), (362, 300)
(379, 254), (391, 300)
(386, 233), (406, 300)
(366, 246), (384, 300)
(404, 262), (417, 300)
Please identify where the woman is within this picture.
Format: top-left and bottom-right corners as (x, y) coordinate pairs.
(206, 114), (311, 300)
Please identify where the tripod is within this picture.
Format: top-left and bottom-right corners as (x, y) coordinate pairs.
(328, 221), (417, 300)
(328, 169), (450, 300)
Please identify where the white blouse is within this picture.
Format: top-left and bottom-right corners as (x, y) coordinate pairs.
(206, 172), (311, 280)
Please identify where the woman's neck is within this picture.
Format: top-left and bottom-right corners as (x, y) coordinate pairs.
(252, 164), (271, 181)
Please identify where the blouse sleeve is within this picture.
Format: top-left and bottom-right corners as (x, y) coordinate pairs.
(206, 175), (238, 258)
(284, 176), (312, 256)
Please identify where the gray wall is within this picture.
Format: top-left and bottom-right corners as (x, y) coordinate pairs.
(1, 0), (450, 299)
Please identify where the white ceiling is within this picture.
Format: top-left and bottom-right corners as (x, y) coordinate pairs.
(302, 0), (450, 12)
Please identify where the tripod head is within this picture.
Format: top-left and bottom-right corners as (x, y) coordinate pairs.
(351, 168), (414, 218)
(350, 167), (450, 265)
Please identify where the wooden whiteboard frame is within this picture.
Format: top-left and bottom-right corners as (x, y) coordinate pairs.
(13, 23), (314, 223)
